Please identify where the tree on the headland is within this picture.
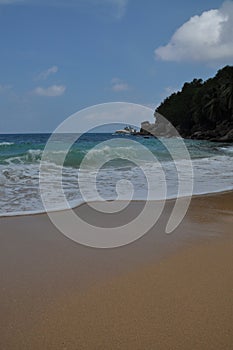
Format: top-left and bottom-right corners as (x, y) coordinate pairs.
(156, 66), (233, 140)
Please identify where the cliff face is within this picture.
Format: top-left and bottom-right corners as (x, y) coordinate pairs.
(155, 66), (233, 142)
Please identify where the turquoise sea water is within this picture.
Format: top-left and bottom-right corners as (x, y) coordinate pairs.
(0, 133), (232, 215)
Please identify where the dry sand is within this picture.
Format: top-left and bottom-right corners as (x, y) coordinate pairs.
(0, 191), (233, 349)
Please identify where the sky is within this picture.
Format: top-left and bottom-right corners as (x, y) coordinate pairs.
(0, 0), (233, 133)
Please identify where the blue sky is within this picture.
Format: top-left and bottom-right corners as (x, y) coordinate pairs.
(0, 0), (233, 133)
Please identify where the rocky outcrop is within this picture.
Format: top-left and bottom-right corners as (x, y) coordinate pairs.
(139, 114), (179, 138)
(188, 120), (233, 142)
(140, 118), (233, 142)
(218, 128), (233, 142)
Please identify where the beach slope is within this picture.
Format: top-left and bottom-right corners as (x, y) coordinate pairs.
(0, 192), (233, 349)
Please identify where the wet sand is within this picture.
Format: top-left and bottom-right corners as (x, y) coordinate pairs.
(0, 191), (233, 349)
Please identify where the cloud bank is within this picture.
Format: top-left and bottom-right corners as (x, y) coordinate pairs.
(33, 85), (66, 97)
(155, 1), (233, 62)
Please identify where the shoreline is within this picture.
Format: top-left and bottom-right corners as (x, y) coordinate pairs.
(0, 190), (233, 349)
(1, 187), (233, 218)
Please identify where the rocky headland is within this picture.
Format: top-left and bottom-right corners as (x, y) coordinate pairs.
(140, 66), (233, 142)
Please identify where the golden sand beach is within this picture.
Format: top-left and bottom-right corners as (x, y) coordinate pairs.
(0, 191), (233, 349)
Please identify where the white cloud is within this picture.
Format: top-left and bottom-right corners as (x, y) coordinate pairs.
(111, 78), (129, 92)
(36, 66), (58, 80)
(155, 1), (233, 62)
(33, 85), (66, 97)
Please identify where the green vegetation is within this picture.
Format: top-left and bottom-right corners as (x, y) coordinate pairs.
(156, 66), (233, 140)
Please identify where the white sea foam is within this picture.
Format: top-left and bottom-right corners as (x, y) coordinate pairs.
(0, 142), (14, 146)
(219, 146), (233, 154)
(0, 153), (232, 217)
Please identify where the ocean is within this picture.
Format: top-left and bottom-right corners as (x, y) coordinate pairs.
(0, 133), (232, 216)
